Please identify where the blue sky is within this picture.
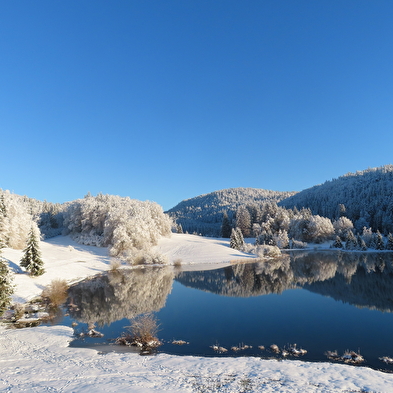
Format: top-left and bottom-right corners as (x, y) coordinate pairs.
(1, 1), (393, 210)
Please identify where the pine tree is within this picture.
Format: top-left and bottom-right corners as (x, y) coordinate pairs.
(20, 227), (45, 276)
(0, 248), (13, 316)
(332, 235), (343, 249)
(357, 235), (367, 251)
(220, 212), (232, 238)
(176, 224), (183, 234)
(375, 230), (385, 250)
(235, 227), (245, 251)
(386, 233), (393, 250)
(235, 206), (251, 237)
(229, 227), (245, 251)
(345, 230), (358, 250)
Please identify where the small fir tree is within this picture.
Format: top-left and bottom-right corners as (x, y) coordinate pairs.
(20, 227), (45, 276)
(235, 227), (245, 251)
(345, 230), (358, 250)
(220, 212), (232, 238)
(386, 233), (393, 250)
(0, 248), (13, 316)
(332, 236), (343, 249)
(357, 235), (367, 251)
(176, 224), (183, 234)
(375, 230), (385, 250)
(230, 228), (239, 250)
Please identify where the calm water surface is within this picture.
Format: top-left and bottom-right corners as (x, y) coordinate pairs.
(60, 251), (393, 371)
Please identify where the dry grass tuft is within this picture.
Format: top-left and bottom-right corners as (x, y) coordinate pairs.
(116, 313), (161, 350)
(42, 279), (69, 307)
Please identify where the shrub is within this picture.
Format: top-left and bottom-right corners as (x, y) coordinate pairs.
(256, 245), (282, 258)
(116, 313), (161, 350)
(42, 279), (69, 307)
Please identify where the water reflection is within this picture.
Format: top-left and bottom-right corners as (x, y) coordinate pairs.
(176, 251), (393, 312)
(66, 252), (393, 328)
(67, 267), (174, 326)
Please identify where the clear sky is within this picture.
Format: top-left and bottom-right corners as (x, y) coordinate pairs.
(1, 1), (393, 210)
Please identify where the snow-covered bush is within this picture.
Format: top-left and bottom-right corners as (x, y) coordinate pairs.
(291, 239), (308, 249)
(256, 245), (281, 258)
(131, 251), (169, 266)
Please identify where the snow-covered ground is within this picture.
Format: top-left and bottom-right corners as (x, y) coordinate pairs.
(2, 233), (393, 392)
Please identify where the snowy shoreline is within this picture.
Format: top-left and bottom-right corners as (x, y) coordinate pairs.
(2, 234), (393, 392)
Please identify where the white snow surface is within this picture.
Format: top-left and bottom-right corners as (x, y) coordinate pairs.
(2, 233), (393, 392)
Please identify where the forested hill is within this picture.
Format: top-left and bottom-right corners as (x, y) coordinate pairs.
(279, 165), (393, 234)
(166, 188), (296, 236)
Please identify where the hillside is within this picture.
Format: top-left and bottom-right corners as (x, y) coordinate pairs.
(166, 187), (296, 236)
(279, 165), (393, 234)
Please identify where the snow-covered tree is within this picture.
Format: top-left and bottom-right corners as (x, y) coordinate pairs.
(332, 236), (343, 249)
(333, 217), (354, 240)
(230, 227), (245, 251)
(235, 205), (251, 237)
(0, 191), (35, 249)
(375, 230), (385, 250)
(0, 248), (13, 315)
(345, 230), (358, 250)
(63, 195), (172, 261)
(20, 226), (45, 276)
(273, 229), (289, 249)
(386, 233), (393, 250)
(220, 212), (232, 238)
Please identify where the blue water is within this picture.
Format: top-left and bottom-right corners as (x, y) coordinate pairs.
(60, 251), (393, 371)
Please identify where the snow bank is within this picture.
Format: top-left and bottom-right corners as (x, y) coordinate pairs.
(152, 233), (257, 269)
(2, 235), (112, 303)
(1, 325), (393, 392)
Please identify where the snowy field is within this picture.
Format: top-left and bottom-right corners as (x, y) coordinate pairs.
(2, 234), (393, 392)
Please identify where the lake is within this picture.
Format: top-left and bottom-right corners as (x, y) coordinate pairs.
(60, 250), (393, 371)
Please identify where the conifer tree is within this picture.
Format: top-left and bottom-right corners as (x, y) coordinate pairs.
(345, 230), (358, 250)
(176, 224), (183, 234)
(386, 233), (393, 250)
(235, 227), (245, 251)
(230, 228), (239, 250)
(20, 227), (45, 276)
(357, 235), (367, 251)
(375, 230), (385, 250)
(332, 235), (343, 249)
(220, 212), (232, 238)
(0, 247), (13, 316)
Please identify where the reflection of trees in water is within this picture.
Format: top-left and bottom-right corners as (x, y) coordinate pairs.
(67, 267), (174, 326)
(176, 252), (393, 312)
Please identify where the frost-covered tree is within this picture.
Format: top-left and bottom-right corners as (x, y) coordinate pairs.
(220, 212), (232, 238)
(332, 236), (343, 249)
(236, 205), (251, 237)
(345, 230), (358, 250)
(386, 233), (393, 250)
(0, 190), (35, 249)
(176, 224), (183, 234)
(63, 194), (172, 261)
(230, 228), (239, 249)
(361, 227), (374, 248)
(375, 230), (385, 250)
(20, 226), (45, 276)
(230, 227), (245, 251)
(0, 247), (13, 315)
(333, 217), (354, 240)
(358, 236), (367, 251)
(273, 229), (289, 249)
